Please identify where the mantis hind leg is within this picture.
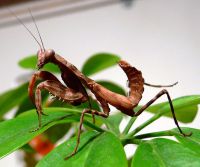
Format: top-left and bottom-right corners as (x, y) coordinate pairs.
(133, 89), (192, 137)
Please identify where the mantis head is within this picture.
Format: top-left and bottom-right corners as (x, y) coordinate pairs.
(37, 49), (55, 69)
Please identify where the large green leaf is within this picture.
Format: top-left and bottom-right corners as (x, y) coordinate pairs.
(81, 53), (120, 76)
(173, 127), (200, 156)
(132, 138), (200, 167)
(0, 108), (103, 158)
(18, 55), (60, 73)
(0, 83), (28, 117)
(97, 80), (126, 95)
(37, 131), (127, 167)
(145, 95), (200, 123)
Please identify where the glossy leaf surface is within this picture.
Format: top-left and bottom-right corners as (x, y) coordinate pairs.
(81, 53), (120, 76)
(37, 131), (127, 167)
(132, 138), (200, 167)
(146, 95), (200, 123)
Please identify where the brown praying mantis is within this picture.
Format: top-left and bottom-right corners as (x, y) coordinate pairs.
(11, 10), (191, 159)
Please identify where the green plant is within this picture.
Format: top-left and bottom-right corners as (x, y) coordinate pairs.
(0, 53), (199, 167)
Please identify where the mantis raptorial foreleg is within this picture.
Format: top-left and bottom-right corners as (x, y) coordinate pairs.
(29, 71), (88, 131)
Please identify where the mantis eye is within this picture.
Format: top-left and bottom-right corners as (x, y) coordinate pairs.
(47, 49), (55, 56)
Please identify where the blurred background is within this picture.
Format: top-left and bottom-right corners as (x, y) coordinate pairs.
(0, 0), (199, 166)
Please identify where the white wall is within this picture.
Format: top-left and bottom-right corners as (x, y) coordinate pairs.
(0, 0), (200, 166)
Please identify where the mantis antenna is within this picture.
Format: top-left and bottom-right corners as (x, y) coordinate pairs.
(8, 8), (42, 50)
(28, 8), (45, 51)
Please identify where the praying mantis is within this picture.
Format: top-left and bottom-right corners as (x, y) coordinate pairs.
(10, 10), (191, 160)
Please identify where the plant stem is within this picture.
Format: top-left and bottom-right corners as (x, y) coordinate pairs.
(122, 129), (181, 145)
(134, 130), (174, 139)
(121, 138), (142, 146)
(122, 117), (137, 135)
(126, 112), (162, 138)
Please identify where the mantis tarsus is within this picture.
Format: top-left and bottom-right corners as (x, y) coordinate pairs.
(11, 10), (191, 159)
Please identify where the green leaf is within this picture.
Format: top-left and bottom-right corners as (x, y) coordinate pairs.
(132, 138), (200, 167)
(44, 123), (71, 143)
(105, 112), (124, 135)
(0, 108), (103, 158)
(37, 131), (127, 167)
(18, 55), (60, 73)
(81, 53), (121, 76)
(77, 97), (101, 111)
(15, 96), (34, 116)
(145, 95), (200, 123)
(97, 80), (126, 95)
(173, 127), (200, 156)
(0, 83), (28, 117)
